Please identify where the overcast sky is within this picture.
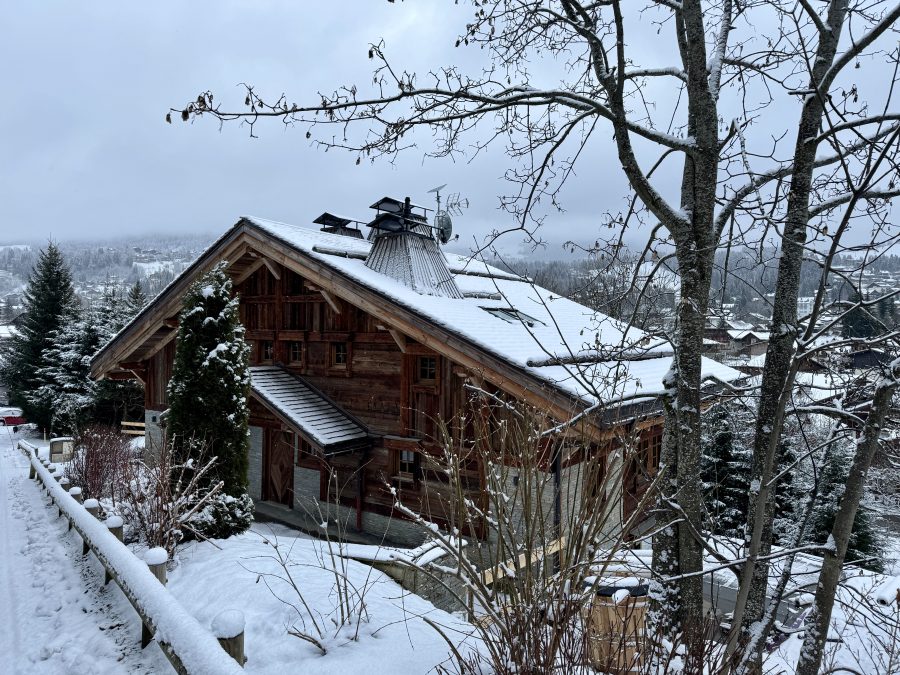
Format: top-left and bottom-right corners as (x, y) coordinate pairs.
(1, 2), (892, 258)
(1, 1), (625, 256)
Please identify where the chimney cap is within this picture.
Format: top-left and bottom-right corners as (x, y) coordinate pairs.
(313, 212), (356, 228)
(369, 196), (431, 215)
(314, 212), (364, 239)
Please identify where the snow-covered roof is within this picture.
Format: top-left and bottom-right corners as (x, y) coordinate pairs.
(727, 329), (770, 342)
(746, 353), (766, 369)
(245, 217), (743, 407)
(250, 366), (369, 452)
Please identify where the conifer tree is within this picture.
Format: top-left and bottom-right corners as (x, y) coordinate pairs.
(842, 290), (879, 339)
(31, 305), (101, 434)
(93, 287), (144, 424)
(700, 403), (752, 538)
(772, 439), (800, 545)
(806, 442), (883, 571)
(167, 262), (252, 536)
(126, 280), (147, 317)
(0, 242), (75, 430)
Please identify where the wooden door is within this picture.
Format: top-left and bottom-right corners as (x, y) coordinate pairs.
(264, 428), (294, 506)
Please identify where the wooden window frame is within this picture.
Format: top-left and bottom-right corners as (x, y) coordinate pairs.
(417, 355), (437, 384)
(394, 447), (422, 488)
(330, 342), (349, 370)
(292, 432), (313, 466)
(259, 340), (274, 364)
(640, 426), (663, 475)
(288, 340), (303, 366)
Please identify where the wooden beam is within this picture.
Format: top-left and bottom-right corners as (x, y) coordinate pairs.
(261, 257), (281, 280)
(143, 327), (179, 361)
(162, 317), (179, 329)
(223, 242), (250, 265)
(232, 257), (266, 285)
(319, 289), (342, 315)
(118, 361), (147, 384)
(387, 328), (407, 353)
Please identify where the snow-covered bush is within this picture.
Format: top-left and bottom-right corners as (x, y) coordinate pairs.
(64, 424), (132, 503)
(119, 437), (223, 557)
(184, 492), (254, 541)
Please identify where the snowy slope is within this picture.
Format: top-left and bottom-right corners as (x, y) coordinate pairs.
(0, 428), (168, 674)
(166, 524), (477, 674)
(3, 426), (474, 674)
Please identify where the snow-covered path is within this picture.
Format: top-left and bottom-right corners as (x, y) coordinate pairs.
(0, 428), (168, 674)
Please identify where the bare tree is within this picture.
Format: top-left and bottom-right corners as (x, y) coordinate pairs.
(173, 2), (900, 671)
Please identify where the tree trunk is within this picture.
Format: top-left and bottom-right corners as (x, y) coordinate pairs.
(728, 3), (851, 672)
(795, 361), (899, 675)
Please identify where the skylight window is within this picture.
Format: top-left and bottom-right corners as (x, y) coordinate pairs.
(482, 307), (545, 328)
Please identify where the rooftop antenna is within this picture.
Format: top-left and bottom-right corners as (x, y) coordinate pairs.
(428, 184), (466, 244)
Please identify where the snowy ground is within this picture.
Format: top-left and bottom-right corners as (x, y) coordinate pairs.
(0, 426), (168, 674)
(1, 426), (473, 674)
(165, 527), (475, 674)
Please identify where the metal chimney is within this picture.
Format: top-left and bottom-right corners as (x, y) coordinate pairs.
(363, 196), (463, 298)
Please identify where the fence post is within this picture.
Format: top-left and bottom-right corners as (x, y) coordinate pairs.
(40, 460), (50, 496)
(28, 463), (35, 479)
(83, 499), (100, 555)
(84, 498), (99, 518)
(212, 610), (246, 667)
(141, 548), (169, 648)
(145, 548), (168, 585)
(57, 478), (71, 518)
(67, 487), (83, 531)
(105, 516), (124, 586)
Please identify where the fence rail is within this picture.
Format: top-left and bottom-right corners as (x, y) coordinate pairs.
(18, 440), (245, 675)
(120, 421), (146, 437)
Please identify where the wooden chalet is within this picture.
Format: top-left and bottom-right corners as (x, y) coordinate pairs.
(91, 197), (741, 546)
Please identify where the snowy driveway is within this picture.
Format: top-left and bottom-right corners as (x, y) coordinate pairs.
(0, 428), (167, 674)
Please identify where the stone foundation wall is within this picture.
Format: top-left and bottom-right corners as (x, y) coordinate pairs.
(292, 466), (427, 547)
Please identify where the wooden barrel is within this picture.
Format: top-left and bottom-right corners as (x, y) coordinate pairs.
(585, 589), (647, 674)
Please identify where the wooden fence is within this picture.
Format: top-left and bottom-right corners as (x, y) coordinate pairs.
(121, 420), (146, 437)
(18, 440), (246, 675)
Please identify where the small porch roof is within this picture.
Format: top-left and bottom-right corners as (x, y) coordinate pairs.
(250, 366), (370, 454)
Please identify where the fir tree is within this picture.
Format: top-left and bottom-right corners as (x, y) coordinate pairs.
(0, 242), (75, 430)
(875, 294), (897, 329)
(167, 262), (252, 536)
(126, 280), (147, 317)
(701, 403), (752, 538)
(93, 287), (144, 425)
(806, 442), (883, 572)
(772, 438), (801, 544)
(1, 297), (13, 322)
(31, 305), (101, 434)
(842, 290), (878, 339)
